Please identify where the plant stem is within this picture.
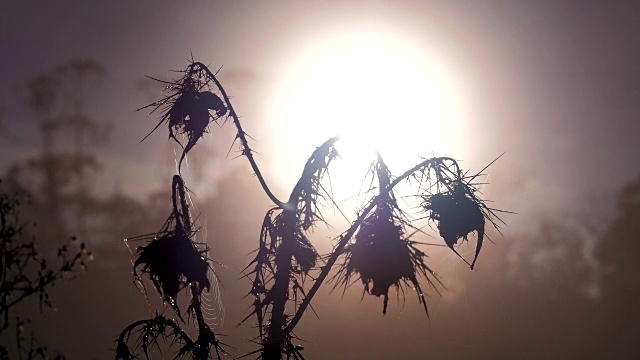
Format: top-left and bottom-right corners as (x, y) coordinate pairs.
(282, 198), (379, 336)
(263, 208), (296, 359)
(194, 62), (286, 209)
(263, 137), (340, 359)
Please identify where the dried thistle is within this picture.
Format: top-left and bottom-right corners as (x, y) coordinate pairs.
(422, 182), (485, 269)
(122, 178), (226, 360)
(133, 230), (210, 310)
(132, 175), (211, 315)
(125, 59), (511, 360)
(240, 208), (319, 342)
(421, 155), (508, 270)
(116, 315), (229, 360)
(334, 156), (439, 315)
(138, 62), (228, 172)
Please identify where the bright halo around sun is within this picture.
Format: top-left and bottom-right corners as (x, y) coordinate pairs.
(266, 26), (472, 207)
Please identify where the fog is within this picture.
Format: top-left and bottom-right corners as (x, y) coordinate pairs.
(1, 1), (639, 359)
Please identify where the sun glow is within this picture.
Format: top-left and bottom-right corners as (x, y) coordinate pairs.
(265, 26), (472, 208)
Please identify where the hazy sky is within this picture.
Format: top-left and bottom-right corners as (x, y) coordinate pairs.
(2, 1), (640, 229)
(2, 1), (639, 358)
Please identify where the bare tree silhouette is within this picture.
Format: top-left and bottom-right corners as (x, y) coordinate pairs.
(0, 180), (92, 359)
(9, 59), (108, 242)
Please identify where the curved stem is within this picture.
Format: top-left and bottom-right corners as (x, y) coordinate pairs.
(192, 62), (285, 208)
(116, 316), (196, 359)
(388, 156), (460, 189)
(286, 136), (341, 204)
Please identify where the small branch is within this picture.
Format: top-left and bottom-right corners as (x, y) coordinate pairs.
(388, 156), (460, 189)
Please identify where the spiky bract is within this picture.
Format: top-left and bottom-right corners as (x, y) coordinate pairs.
(334, 156), (439, 315)
(423, 182), (485, 270)
(138, 63), (228, 172)
(116, 315), (228, 360)
(131, 175), (210, 315)
(134, 230), (210, 310)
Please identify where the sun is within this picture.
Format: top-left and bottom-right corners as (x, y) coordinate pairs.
(264, 26), (472, 207)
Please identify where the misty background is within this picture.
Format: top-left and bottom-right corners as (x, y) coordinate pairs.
(1, 1), (639, 359)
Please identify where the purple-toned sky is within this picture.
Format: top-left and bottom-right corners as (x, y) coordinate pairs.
(2, 1), (639, 225)
(1, 1), (639, 358)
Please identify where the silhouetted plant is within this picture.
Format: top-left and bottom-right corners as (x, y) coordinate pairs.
(133, 176), (210, 315)
(334, 154), (440, 316)
(119, 175), (227, 359)
(12, 317), (65, 360)
(117, 61), (504, 359)
(0, 180), (92, 358)
(421, 156), (505, 270)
